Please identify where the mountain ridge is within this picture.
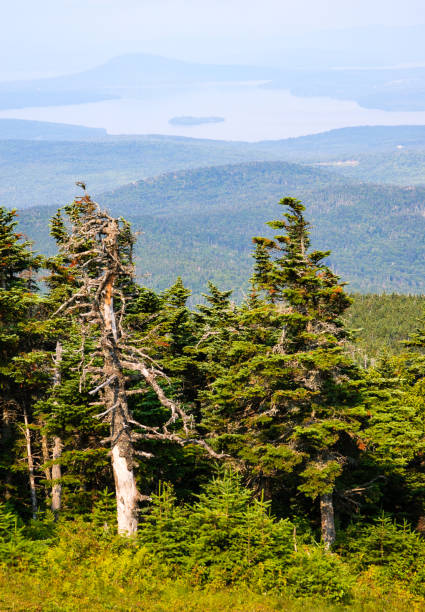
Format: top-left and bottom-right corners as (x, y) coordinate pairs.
(17, 160), (425, 299)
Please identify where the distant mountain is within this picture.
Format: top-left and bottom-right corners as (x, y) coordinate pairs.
(18, 161), (425, 299)
(263, 65), (425, 111)
(2, 52), (425, 112)
(0, 137), (280, 209)
(258, 25), (425, 70)
(0, 54), (278, 110)
(5, 120), (425, 151)
(59, 54), (277, 88)
(0, 119), (107, 141)
(256, 125), (425, 158)
(4, 125), (425, 210)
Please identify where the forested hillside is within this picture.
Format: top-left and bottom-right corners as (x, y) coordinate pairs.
(316, 149), (425, 185)
(2, 195), (425, 609)
(19, 161), (425, 297)
(257, 124), (425, 157)
(0, 138), (279, 209)
(4, 124), (425, 209)
(345, 294), (425, 359)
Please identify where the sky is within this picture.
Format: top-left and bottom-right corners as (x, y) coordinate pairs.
(2, 0), (425, 79)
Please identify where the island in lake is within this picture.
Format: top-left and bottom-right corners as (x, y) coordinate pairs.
(168, 116), (225, 126)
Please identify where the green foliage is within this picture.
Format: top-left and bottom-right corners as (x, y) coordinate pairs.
(199, 199), (364, 527)
(137, 471), (352, 602)
(0, 503), (53, 566)
(284, 550), (353, 602)
(344, 294), (425, 360)
(341, 516), (425, 597)
(91, 489), (117, 533)
(0, 206), (47, 510)
(18, 159), (425, 301)
(2, 187), (425, 607)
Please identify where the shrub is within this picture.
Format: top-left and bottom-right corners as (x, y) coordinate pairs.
(0, 503), (51, 566)
(341, 515), (425, 596)
(138, 471), (353, 602)
(285, 549), (354, 603)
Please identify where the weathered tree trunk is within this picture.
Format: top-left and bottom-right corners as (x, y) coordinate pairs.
(41, 431), (51, 484)
(51, 436), (63, 514)
(1, 404), (14, 500)
(53, 199), (221, 536)
(23, 405), (37, 519)
(104, 355), (139, 535)
(110, 416), (139, 535)
(102, 272), (139, 536)
(41, 427), (52, 503)
(51, 341), (63, 516)
(320, 491), (336, 550)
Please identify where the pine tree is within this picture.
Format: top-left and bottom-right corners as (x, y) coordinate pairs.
(201, 198), (364, 548)
(361, 310), (425, 524)
(0, 207), (45, 515)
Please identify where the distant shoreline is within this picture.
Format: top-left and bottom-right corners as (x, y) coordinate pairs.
(168, 116), (225, 126)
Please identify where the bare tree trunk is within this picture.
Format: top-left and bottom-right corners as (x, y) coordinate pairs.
(1, 404), (14, 500)
(111, 419), (139, 535)
(51, 341), (63, 516)
(41, 431), (51, 482)
(320, 492), (336, 550)
(102, 276), (139, 536)
(41, 428), (52, 502)
(51, 436), (63, 514)
(52, 199), (223, 536)
(23, 406), (37, 519)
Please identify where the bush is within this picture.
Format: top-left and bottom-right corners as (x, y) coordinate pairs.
(138, 471), (353, 602)
(0, 503), (52, 566)
(285, 549), (354, 603)
(341, 515), (425, 596)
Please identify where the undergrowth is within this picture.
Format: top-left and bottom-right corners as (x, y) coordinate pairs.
(1, 473), (425, 611)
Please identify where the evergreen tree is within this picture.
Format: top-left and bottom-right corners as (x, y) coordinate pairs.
(48, 195), (222, 533)
(201, 198), (365, 548)
(0, 207), (45, 515)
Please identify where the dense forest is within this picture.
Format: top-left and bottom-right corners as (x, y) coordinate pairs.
(1, 192), (425, 610)
(18, 160), (425, 300)
(4, 123), (425, 211)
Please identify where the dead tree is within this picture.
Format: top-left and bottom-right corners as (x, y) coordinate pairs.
(52, 195), (223, 535)
(51, 341), (63, 516)
(22, 405), (37, 519)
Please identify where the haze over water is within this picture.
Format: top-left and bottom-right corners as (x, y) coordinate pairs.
(3, 82), (425, 141)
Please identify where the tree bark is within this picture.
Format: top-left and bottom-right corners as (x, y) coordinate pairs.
(41, 431), (51, 483)
(51, 341), (63, 516)
(1, 404), (14, 500)
(41, 427), (52, 502)
(102, 268), (138, 536)
(52, 201), (220, 535)
(51, 436), (63, 514)
(23, 405), (37, 519)
(103, 356), (139, 535)
(320, 491), (336, 550)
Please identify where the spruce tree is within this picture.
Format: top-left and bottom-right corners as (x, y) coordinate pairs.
(0, 207), (45, 514)
(201, 198), (364, 548)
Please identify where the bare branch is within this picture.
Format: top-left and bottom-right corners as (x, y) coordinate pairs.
(89, 375), (117, 396)
(93, 401), (120, 419)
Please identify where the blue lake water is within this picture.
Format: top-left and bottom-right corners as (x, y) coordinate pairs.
(1, 82), (425, 141)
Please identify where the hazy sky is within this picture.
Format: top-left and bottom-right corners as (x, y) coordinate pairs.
(3, 0), (425, 78)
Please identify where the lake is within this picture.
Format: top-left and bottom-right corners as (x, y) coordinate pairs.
(1, 81), (425, 141)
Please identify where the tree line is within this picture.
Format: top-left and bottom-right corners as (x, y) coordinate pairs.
(1, 192), (425, 559)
